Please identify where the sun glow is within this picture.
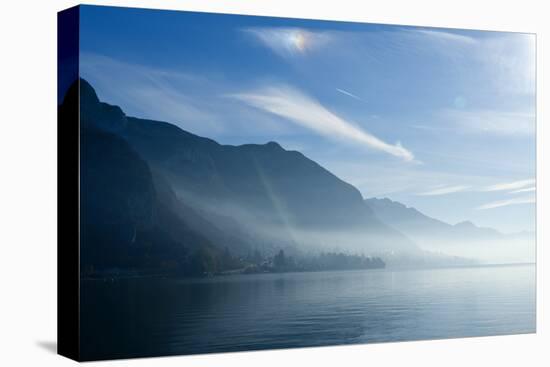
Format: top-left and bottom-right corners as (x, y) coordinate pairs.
(288, 31), (307, 52)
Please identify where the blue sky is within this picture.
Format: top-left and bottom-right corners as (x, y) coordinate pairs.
(79, 5), (536, 233)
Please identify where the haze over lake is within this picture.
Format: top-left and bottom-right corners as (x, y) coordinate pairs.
(81, 264), (535, 360)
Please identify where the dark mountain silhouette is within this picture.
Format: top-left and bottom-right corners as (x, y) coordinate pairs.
(64, 80), (235, 275)
(76, 78), (419, 266)
(122, 116), (375, 230)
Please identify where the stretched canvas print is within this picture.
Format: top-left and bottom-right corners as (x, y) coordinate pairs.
(58, 4), (536, 361)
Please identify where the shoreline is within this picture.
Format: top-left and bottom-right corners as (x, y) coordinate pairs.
(80, 262), (534, 281)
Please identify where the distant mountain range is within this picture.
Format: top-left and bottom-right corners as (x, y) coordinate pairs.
(365, 197), (534, 264)
(365, 198), (501, 240)
(67, 78), (534, 273)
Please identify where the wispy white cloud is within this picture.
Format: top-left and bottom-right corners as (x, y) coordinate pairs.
(483, 179), (535, 192)
(510, 186), (536, 194)
(416, 178), (535, 195)
(79, 53), (297, 138)
(482, 34), (536, 96)
(336, 88), (363, 101)
(476, 195), (535, 210)
(413, 29), (478, 45)
(416, 185), (470, 196)
(243, 27), (332, 57)
(414, 30), (535, 96)
(79, 53), (223, 134)
(438, 108), (535, 136)
(229, 84), (414, 161)
(325, 158), (509, 199)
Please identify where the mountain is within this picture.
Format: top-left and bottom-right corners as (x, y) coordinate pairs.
(64, 79), (241, 276)
(76, 78), (527, 268)
(76, 78), (418, 261)
(365, 197), (535, 264)
(365, 198), (501, 239)
(123, 118), (374, 230)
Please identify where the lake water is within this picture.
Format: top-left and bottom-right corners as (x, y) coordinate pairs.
(80, 264), (535, 360)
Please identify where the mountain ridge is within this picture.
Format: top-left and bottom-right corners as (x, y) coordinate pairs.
(77, 78), (419, 259)
(365, 197), (502, 236)
(365, 197), (534, 264)
(75, 78), (532, 267)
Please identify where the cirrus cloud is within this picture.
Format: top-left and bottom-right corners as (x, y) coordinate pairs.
(476, 195), (535, 210)
(416, 185), (471, 196)
(510, 186), (536, 194)
(336, 88), (363, 101)
(229, 84), (415, 162)
(483, 179), (535, 192)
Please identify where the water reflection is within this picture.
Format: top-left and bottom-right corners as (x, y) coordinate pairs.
(80, 264), (535, 361)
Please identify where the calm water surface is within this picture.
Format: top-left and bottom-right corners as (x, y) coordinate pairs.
(81, 264), (535, 360)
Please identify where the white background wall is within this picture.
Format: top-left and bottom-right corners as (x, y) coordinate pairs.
(0, 0), (547, 366)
